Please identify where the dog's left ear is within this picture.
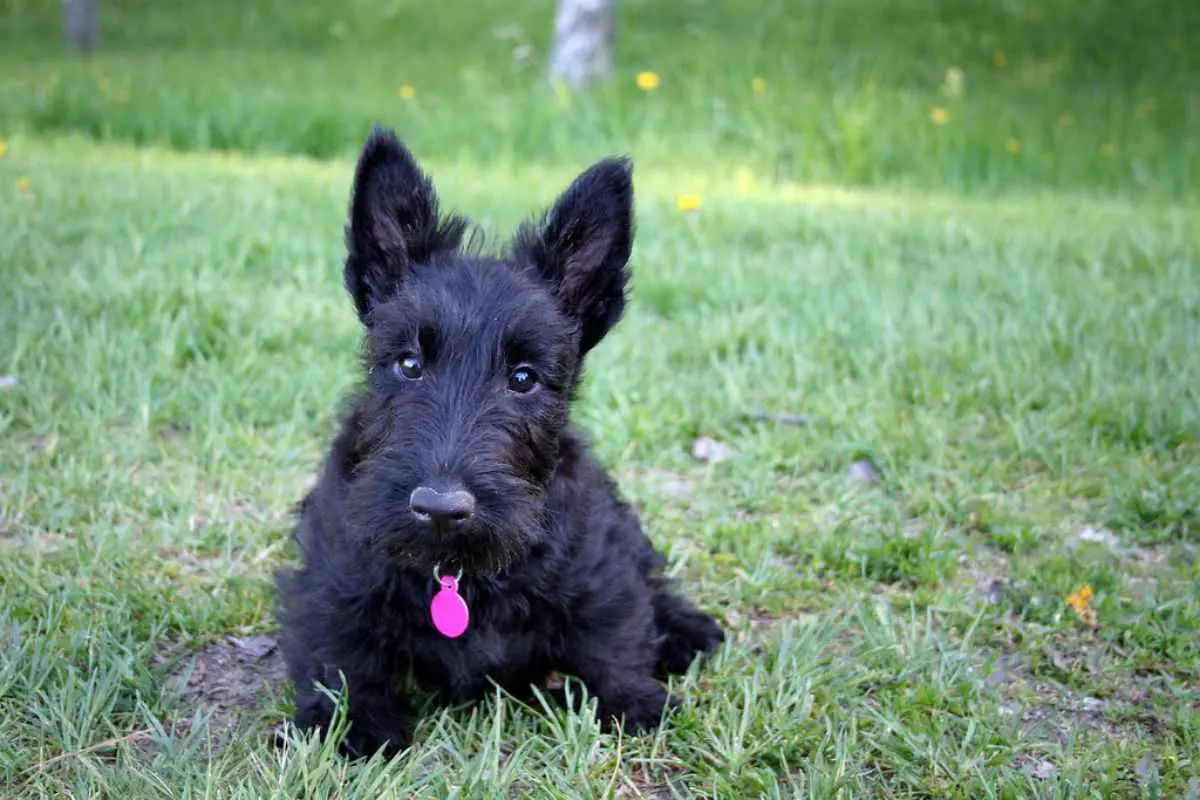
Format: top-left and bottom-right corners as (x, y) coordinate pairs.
(512, 157), (634, 356)
(344, 126), (469, 323)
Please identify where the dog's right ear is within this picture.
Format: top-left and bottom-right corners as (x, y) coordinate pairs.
(343, 126), (468, 323)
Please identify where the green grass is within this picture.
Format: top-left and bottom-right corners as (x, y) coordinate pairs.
(2, 0), (1198, 797)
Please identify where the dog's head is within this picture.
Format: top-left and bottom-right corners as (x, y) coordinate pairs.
(338, 126), (634, 576)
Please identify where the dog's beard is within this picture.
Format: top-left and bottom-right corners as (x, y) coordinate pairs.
(370, 509), (546, 577)
(345, 462), (549, 578)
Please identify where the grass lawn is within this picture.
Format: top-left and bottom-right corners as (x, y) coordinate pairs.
(1, 0), (1198, 797)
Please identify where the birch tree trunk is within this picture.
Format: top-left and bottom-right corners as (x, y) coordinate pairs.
(62, 0), (100, 53)
(548, 0), (614, 86)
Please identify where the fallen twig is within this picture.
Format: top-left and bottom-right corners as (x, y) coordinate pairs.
(26, 728), (153, 774)
(741, 411), (810, 426)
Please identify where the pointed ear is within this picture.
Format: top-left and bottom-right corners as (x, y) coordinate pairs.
(343, 126), (469, 323)
(512, 157), (634, 355)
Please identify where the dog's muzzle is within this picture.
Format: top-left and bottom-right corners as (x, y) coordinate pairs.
(410, 486), (476, 532)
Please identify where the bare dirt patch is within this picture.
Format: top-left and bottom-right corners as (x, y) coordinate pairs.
(628, 467), (699, 503)
(158, 634), (288, 747)
(977, 633), (1163, 752)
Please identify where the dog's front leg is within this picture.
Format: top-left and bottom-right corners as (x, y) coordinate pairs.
(291, 667), (414, 760)
(560, 600), (676, 734)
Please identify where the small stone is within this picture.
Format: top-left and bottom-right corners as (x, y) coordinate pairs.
(976, 576), (1007, 604)
(690, 436), (729, 463)
(1078, 526), (1119, 547)
(229, 635), (278, 662)
(1026, 759), (1057, 780)
(847, 459), (880, 485)
(641, 468), (696, 499)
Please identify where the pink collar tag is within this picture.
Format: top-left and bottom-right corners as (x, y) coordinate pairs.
(430, 573), (469, 638)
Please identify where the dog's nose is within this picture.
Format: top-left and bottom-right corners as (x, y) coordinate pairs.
(410, 486), (476, 528)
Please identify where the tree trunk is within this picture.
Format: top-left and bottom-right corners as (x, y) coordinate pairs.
(62, 0), (100, 53)
(548, 0), (614, 87)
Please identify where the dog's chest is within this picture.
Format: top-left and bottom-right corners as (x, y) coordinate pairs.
(405, 585), (557, 696)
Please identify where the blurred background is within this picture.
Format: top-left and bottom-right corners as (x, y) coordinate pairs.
(3, 0), (1196, 196)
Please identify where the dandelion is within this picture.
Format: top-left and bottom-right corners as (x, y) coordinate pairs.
(1006, 138), (1021, 155)
(636, 71), (661, 92)
(0, 140), (7, 160)
(1066, 584), (1098, 627)
(929, 106), (950, 126)
(1099, 141), (1117, 157)
(994, 50), (1007, 67)
(398, 84), (416, 101)
(16, 176), (31, 192)
(1065, 584), (1092, 612)
(750, 76), (766, 95)
(1059, 112), (1073, 127)
(676, 194), (702, 212)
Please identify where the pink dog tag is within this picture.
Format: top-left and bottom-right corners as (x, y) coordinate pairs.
(430, 574), (469, 638)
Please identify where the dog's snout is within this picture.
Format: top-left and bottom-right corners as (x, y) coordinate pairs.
(410, 486), (476, 528)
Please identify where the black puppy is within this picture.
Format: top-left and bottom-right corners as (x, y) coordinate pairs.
(275, 127), (724, 758)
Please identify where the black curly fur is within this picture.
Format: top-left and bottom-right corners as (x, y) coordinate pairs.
(275, 127), (724, 759)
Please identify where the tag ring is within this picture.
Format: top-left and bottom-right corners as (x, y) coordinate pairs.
(433, 563), (464, 582)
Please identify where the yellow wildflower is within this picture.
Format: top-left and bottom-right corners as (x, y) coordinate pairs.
(1066, 584), (1092, 612)
(398, 84), (416, 101)
(929, 107), (950, 126)
(750, 76), (766, 95)
(676, 194), (702, 212)
(994, 50), (1007, 67)
(1059, 112), (1073, 127)
(636, 71), (661, 92)
(16, 176), (31, 192)
(1005, 138), (1021, 155)
(1066, 584), (1098, 627)
(0, 140), (7, 159)
(1099, 142), (1117, 157)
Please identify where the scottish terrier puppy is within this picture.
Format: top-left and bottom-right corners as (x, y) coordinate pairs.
(275, 126), (724, 758)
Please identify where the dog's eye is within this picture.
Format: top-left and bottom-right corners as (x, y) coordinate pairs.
(508, 366), (538, 394)
(393, 354), (423, 381)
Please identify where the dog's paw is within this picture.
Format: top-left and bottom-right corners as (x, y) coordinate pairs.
(658, 608), (725, 676)
(599, 683), (676, 735)
(289, 691), (411, 760)
(338, 724), (409, 761)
